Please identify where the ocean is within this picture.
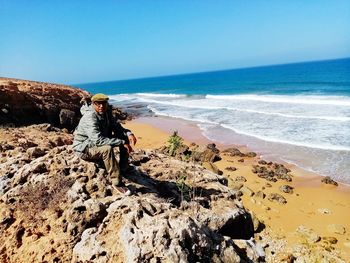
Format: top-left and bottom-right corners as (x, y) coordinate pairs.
(76, 58), (350, 184)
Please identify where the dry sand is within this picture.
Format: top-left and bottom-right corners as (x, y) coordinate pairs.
(125, 117), (350, 260)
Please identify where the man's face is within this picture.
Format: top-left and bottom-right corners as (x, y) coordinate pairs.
(93, 101), (108, 114)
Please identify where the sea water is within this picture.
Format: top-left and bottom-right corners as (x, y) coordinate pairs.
(76, 58), (350, 184)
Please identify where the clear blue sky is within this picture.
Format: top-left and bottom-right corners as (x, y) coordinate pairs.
(1, 0), (349, 84)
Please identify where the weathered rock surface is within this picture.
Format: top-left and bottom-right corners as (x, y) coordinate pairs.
(321, 176), (339, 186)
(234, 176), (247, 182)
(0, 78), (133, 131)
(191, 143), (221, 163)
(296, 225), (321, 243)
(0, 125), (264, 263)
(267, 193), (287, 205)
(225, 166), (237, 172)
(202, 161), (224, 176)
(252, 162), (293, 183)
(279, 185), (294, 194)
(222, 148), (257, 158)
(255, 191), (266, 199)
(327, 224), (346, 235)
(0, 78), (90, 130)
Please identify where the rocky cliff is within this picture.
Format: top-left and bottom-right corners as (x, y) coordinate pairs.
(0, 124), (265, 262)
(0, 78), (90, 130)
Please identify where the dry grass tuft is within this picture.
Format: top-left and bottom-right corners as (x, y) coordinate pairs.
(15, 176), (73, 224)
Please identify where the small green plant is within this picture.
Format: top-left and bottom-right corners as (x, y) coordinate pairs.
(176, 174), (192, 201)
(167, 131), (183, 156)
(184, 153), (191, 162)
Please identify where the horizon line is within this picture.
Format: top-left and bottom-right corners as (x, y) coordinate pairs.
(73, 56), (350, 86)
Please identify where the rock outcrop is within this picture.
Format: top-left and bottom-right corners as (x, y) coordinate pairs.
(252, 162), (293, 183)
(321, 176), (338, 186)
(0, 125), (265, 262)
(0, 78), (90, 130)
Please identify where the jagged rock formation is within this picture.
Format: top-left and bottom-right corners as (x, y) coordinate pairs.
(0, 78), (132, 130)
(0, 78), (90, 130)
(0, 124), (265, 263)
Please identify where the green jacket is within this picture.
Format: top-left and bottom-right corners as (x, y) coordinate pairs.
(72, 105), (132, 153)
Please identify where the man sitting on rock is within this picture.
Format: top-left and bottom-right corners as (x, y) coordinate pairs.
(73, 93), (137, 195)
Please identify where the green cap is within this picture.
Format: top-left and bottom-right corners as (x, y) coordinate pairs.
(91, 93), (109, 102)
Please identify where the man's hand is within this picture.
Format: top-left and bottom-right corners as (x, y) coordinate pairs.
(128, 134), (137, 146)
(124, 144), (133, 154)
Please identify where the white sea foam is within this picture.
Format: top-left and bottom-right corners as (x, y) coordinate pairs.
(110, 93), (350, 122)
(219, 124), (350, 151)
(147, 105), (218, 125)
(114, 92), (350, 151)
(135, 93), (187, 98)
(230, 109), (350, 121)
(205, 94), (350, 106)
(111, 91), (350, 183)
(147, 100), (350, 122)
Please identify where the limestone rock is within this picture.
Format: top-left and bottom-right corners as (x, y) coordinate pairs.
(241, 186), (254, 197)
(296, 225), (321, 243)
(234, 240), (265, 262)
(327, 224), (346, 235)
(250, 212), (262, 232)
(246, 152), (257, 157)
(231, 182), (244, 191)
(59, 109), (76, 129)
(279, 185), (294, 194)
(268, 193), (287, 204)
(322, 236), (338, 244)
(252, 163), (293, 183)
(202, 162), (223, 175)
(222, 147), (245, 157)
(225, 166), (237, 172)
(0, 127), (263, 263)
(191, 144), (221, 163)
(73, 228), (107, 262)
(321, 176), (338, 186)
(0, 78), (89, 129)
(26, 147), (46, 158)
(234, 176), (246, 182)
(255, 191), (266, 199)
(274, 252), (295, 263)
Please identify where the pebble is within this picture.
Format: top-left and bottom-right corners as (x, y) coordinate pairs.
(317, 208), (331, 215)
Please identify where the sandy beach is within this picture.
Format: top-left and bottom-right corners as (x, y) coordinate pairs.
(125, 116), (350, 260)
